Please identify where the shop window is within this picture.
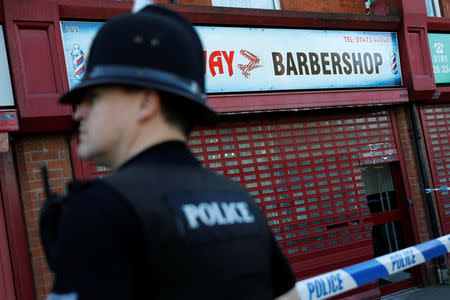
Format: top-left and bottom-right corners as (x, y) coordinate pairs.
(425, 0), (441, 17)
(211, 0), (281, 9)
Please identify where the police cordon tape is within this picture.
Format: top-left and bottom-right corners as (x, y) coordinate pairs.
(295, 234), (450, 300)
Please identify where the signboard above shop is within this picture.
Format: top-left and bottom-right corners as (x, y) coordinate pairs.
(60, 21), (402, 93)
(428, 33), (450, 84)
(199, 27), (401, 92)
(0, 26), (15, 107)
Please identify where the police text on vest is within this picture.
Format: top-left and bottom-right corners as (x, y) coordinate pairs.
(181, 201), (255, 229)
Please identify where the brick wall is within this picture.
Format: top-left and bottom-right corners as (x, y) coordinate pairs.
(393, 106), (441, 284)
(394, 107), (433, 242)
(280, 0), (367, 14)
(14, 134), (73, 300)
(441, 0), (450, 17)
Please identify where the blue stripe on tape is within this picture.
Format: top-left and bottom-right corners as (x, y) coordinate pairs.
(414, 239), (448, 261)
(343, 259), (388, 286)
(47, 293), (78, 300)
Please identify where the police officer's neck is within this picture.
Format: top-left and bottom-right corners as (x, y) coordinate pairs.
(112, 119), (187, 170)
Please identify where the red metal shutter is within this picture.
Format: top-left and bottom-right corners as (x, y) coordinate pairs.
(420, 105), (450, 234)
(189, 110), (399, 279)
(76, 109), (401, 280)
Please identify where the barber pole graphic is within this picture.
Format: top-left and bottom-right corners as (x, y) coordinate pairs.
(391, 52), (398, 75)
(71, 44), (86, 80)
(238, 50), (262, 78)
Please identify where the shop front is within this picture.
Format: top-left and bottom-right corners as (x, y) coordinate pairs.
(1, 1), (438, 299)
(62, 15), (419, 297)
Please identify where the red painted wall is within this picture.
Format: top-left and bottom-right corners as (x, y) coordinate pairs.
(281, 0), (366, 14)
(0, 184), (15, 299)
(14, 134), (73, 300)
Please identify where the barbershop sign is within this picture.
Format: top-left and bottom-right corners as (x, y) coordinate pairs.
(0, 26), (15, 106)
(61, 22), (402, 93)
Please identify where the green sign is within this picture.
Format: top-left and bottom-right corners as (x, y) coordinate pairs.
(429, 33), (450, 84)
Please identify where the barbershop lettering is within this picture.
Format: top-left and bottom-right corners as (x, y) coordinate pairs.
(390, 249), (416, 272)
(182, 201), (255, 229)
(203, 49), (387, 80)
(307, 273), (344, 300)
(204, 50), (235, 77)
(272, 52), (383, 76)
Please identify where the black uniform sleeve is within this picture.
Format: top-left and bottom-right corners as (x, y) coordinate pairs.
(51, 181), (145, 300)
(271, 235), (297, 297)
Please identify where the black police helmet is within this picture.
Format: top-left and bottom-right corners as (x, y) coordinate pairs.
(59, 4), (217, 124)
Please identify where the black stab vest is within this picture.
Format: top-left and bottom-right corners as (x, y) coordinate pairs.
(103, 163), (274, 299)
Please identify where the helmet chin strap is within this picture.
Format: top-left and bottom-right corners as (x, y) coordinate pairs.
(132, 0), (154, 13)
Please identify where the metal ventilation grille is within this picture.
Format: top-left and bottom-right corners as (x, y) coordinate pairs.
(189, 110), (399, 277)
(420, 105), (450, 234)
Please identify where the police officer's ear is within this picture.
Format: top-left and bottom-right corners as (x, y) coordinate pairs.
(136, 90), (161, 122)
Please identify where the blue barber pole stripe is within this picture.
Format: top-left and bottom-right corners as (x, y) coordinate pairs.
(295, 234), (450, 300)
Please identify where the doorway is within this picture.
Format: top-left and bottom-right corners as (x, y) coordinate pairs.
(362, 162), (419, 294)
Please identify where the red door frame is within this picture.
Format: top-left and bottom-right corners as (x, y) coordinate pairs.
(0, 168), (15, 299)
(369, 110), (423, 294)
(367, 163), (419, 295)
(369, 164), (414, 230)
(0, 148), (36, 300)
(386, 163), (421, 294)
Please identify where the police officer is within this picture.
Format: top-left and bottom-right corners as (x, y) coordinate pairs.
(41, 3), (298, 300)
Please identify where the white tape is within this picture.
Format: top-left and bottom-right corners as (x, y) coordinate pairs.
(374, 246), (424, 275)
(295, 269), (357, 300)
(437, 234), (450, 252)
